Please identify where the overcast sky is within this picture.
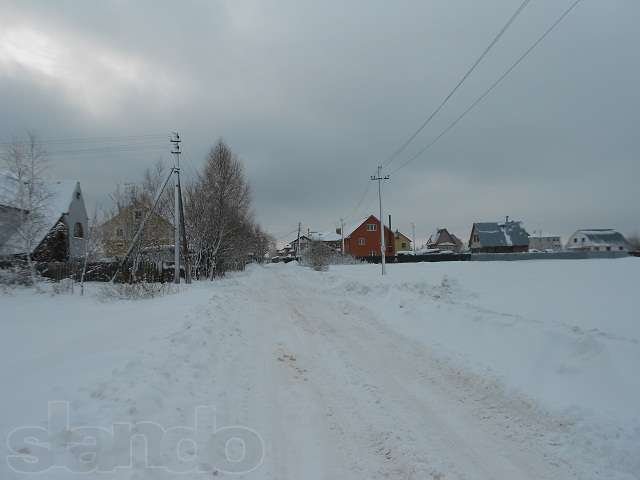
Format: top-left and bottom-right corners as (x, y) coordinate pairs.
(1, 0), (638, 244)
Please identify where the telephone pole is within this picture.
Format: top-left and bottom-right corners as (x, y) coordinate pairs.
(171, 132), (181, 284)
(296, 222), (301, 260)
(340, 218), (345, 255)
(411, 222), (416, 253)
(370, 165), (390, 275)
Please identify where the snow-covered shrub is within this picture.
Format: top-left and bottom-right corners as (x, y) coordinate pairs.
(301, 240), (331, 271)
(0, 264), (38, 286)
(98, 281), (179, 301)
(51, 278), (75, 295)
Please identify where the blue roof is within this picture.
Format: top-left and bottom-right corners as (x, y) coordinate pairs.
(474, 221), (529, 247)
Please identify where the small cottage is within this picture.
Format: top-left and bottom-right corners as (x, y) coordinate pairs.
(468, 219), (529, 253)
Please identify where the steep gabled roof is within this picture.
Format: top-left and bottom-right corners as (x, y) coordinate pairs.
(344, 215), (392, 239)
(472, 221), (529, 247)
(394, 230), (411, 242)
(0, 172), (80, 255)
(428, 228), (462, 248)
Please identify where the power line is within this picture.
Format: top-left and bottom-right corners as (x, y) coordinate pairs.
(343, 180), (372, 224)
(46, 144), (167, 156)
(0, 133), (167, 147)
(338, 0), (531, 234)
(382, 0), (531, 170)
(390, 0), (583, 176)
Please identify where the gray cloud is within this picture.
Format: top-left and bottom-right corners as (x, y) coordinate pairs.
(1, 0), (638, 245)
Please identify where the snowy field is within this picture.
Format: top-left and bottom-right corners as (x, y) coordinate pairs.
(1, 258), (638, 479)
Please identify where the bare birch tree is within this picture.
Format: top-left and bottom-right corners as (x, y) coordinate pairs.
(185, 140), (258, 278)
(0, 132), (51, 286)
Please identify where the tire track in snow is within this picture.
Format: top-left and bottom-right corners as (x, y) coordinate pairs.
(263, 266), (578, 479)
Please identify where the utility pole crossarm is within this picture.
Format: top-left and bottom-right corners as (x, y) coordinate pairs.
(370, 165), (390, 276)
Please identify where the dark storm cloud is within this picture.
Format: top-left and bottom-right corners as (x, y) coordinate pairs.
(1, 0), (638, 244)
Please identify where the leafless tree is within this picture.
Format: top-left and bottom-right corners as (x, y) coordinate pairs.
(301, 240), (332, 271)
(0, 132), (51, 286)
(185, 140), (268, 278)
(80, 206), (105, 295)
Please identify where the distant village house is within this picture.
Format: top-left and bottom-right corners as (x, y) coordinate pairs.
(0, 174), (88, 261)
(566, 229), (630, 252)
(469, 218), (529, 253)
(427, 228), (463, 253)
(343, 215), (395, 258)
(100, 200), (174, 260)
(394, 230), (412, 253)
(528, 233), (563, 251)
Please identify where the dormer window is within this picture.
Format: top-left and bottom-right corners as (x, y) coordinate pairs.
(76, 191), (81, 200)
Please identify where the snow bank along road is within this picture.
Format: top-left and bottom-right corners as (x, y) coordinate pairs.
(1, 259), (638, 479)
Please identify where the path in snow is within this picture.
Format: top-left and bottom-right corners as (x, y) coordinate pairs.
(7, 263), (633, 479)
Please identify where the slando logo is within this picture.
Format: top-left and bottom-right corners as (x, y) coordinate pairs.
(6, 401), (264, 475)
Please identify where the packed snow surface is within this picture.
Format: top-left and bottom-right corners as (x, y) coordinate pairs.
(1, 258), (638, 479)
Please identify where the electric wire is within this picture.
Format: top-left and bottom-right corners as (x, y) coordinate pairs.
(390, 0), (583, 176)
(382, 0), (531, 170)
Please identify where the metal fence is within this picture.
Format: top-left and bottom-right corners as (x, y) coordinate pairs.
(36, 261), (174, 283)
(353, 250), (632, 264)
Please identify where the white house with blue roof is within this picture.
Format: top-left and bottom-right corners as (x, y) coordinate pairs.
(566, 229), (630, 252)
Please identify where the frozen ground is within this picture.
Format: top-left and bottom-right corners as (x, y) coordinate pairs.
(1, 258), (638, 479)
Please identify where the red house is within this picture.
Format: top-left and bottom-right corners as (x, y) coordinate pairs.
(343, 215), (395, 258)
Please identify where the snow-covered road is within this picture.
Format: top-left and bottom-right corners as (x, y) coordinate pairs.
(242, 266), (573, 479)
(2, 259), (638, 479)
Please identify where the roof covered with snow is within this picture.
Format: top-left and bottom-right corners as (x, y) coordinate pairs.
(573, 229), (629, 245)
(309, 231), (342, 242)
(0, 172), (80, 255)
(473, 221), (529, 247)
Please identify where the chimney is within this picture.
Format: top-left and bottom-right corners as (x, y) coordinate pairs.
(505, 215), (510, 224)
(388, 214), (392, 232)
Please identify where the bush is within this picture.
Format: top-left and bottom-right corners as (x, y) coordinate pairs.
(98, 281), (179, 301)
(0, 264), (38, 286)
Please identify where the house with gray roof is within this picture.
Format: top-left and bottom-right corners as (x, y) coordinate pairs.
(0, 172), (88, 261)
(566, 229), (630, 252)
(468, 218), (529, 253)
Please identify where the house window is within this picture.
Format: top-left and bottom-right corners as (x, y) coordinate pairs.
(134, 210), (142, 220)
(606, 246), (611, 251)
(401, 242), (407, 249)
(75, 191), (81, 200)
(117, 227), (124, 238)
(370, 250), (376, 256)
(574, 238), (577, 243)
(366, 223), (377, 231)
(73, 222), (84, 238)
(357, 237), (366, 246)
(619, 246), (624, 251)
